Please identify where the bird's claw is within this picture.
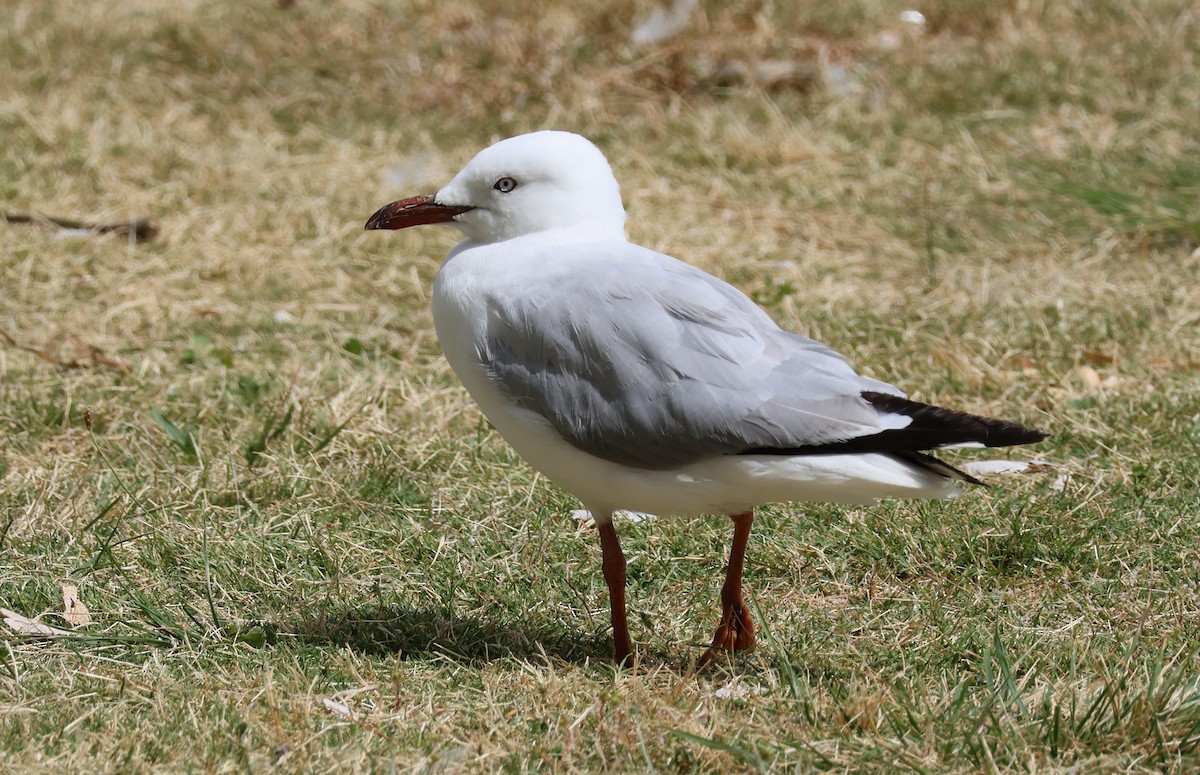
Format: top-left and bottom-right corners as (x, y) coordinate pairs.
(699, 599), (756, 666)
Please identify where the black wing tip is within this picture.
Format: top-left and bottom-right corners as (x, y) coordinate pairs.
(975, 421), (1048, 448)
(737, 393), (1047, 458)
(1007, 427), (1050, 446)
(861, 391), (1048, 450)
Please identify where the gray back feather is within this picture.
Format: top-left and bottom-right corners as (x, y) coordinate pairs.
(480, 242), (904, 470)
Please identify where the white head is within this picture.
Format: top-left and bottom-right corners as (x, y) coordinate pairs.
(365, 131), (627, 244)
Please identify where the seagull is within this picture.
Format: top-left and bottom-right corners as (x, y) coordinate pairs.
(365, 131), (1046, 666)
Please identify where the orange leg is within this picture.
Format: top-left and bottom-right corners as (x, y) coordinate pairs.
(597, 516), (634, 666)
(699, 510), (756, 666)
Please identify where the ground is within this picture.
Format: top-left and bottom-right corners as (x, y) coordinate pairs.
(2, 0), (1199, 772)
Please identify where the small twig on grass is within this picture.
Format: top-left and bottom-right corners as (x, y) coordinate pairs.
(67, 334), (133, 372)
(1, 211), (159, 242)
(0, 328), (50, 361)
(0, 328), (132, 372)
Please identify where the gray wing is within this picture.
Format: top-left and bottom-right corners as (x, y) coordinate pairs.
(479, 242), (906, 470)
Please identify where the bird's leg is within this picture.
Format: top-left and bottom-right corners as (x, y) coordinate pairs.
(700, 510), (756, 666)
(596, 514), (634, 667)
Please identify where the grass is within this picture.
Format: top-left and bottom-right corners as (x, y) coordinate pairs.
(2, 0), (1199, 771)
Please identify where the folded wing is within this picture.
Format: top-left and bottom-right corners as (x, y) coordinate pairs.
(479, 242), (1044, 472)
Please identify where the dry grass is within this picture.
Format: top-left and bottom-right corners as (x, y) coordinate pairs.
(2, 0), (1200, 771)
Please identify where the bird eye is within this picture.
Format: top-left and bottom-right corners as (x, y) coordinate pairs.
(493, 176), (518, 193)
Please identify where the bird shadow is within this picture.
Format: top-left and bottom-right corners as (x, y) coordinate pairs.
(278, 604), (806, 683)
(285, 603), (615, 666)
